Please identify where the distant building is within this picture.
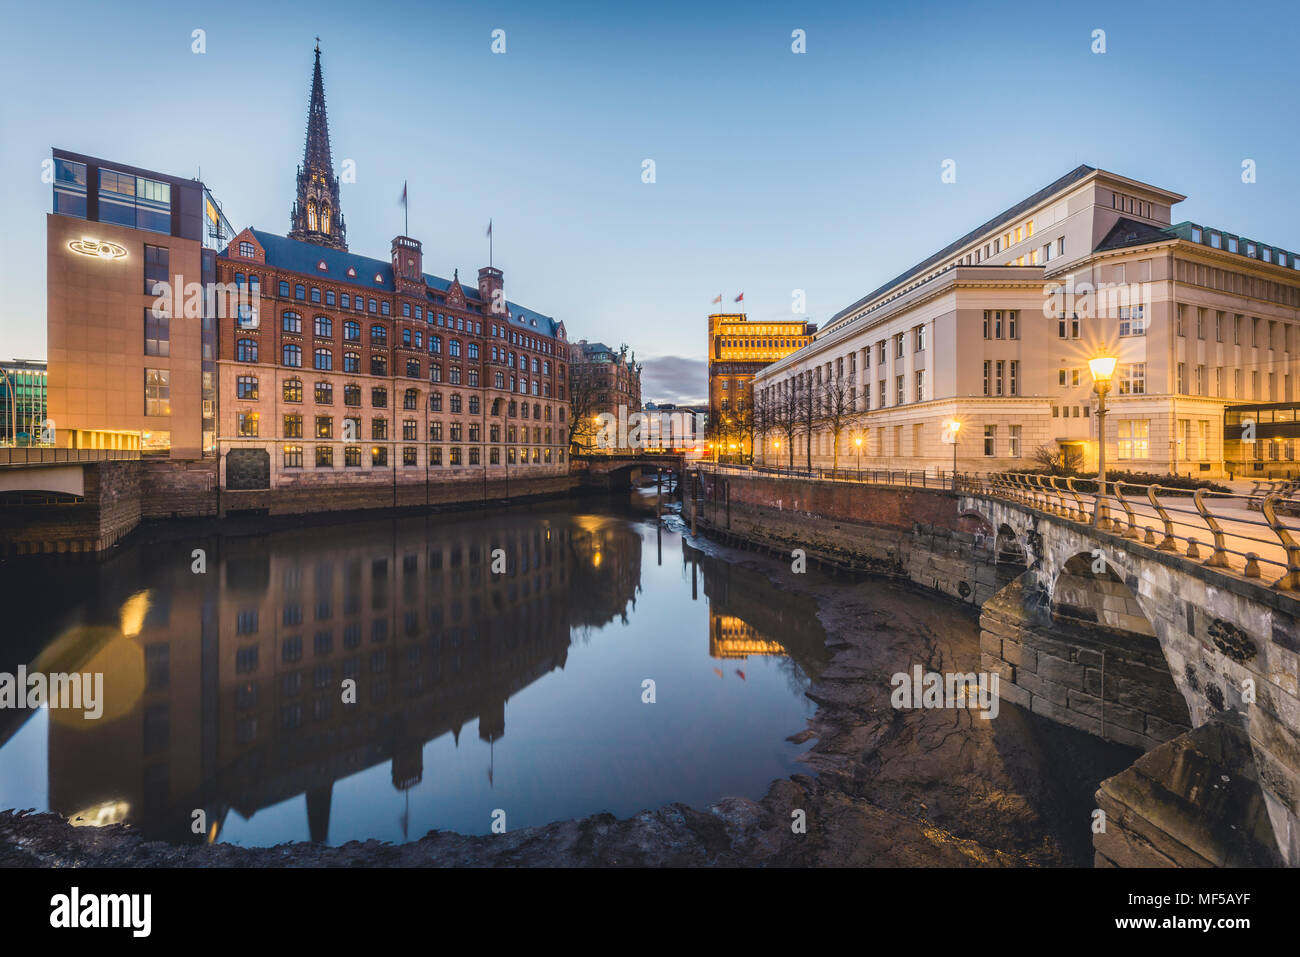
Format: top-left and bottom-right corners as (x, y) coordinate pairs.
(707, 312), (815, 459)
(571, 340), (641, 450)
(0, 360), (48, 446)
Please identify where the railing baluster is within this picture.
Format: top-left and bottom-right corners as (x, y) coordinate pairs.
(1147, 484), (1179, 552)
(1114, 481), (1140, 539)
(1193, 488), (1232, 568)
(1262, 493), (1300, 590)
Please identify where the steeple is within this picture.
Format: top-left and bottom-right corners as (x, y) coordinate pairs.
(288, 41), (347, 249)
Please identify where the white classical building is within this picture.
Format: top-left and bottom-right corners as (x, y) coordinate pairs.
(754, 166), (1300, 479)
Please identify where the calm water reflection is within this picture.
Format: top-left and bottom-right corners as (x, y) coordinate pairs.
(0, 501), (828, 845)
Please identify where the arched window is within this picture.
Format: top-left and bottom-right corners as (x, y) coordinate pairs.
(343, 351), (360, 373)
(344, 320), (360, 341)
(314, 348), (332, 371)
(370, 355), (388, 376)
(321, 206), (331, 235)
(370, 324), (387, 345)
(429, 335), (441, 354)
(306, 200), (317, 232)
(282, 343), (302, 367)
(237, 338), (258, 362)
(449, 339), (461, 358)
(282, 311), (302, 333)
(314, 316), (332, 338)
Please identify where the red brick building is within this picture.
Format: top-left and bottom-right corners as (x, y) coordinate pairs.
(215, 47), (569, 492)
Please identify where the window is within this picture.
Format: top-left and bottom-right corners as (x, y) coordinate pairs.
(143, 245), (169, 295)
(1118, 363), (1146, 395)
(282, 311), (302, 333)
(344, 320), (360, 341)
(403, 389), (418, 410)
(343, 351), (360, 373)
(915, 370), (925, 402)
(313, 348), (332, 371)
(236, 375), (258, 399)
(1008, 425), (1021, 458)
(371, 324), (387, 345)
(1117, 419), (1149, 459)
(237, 338), (258, 363)
(344, 446), (361, 467)
(314, 382), (333, 404)
(371, 356), (388, 376)
(144, 308), (170, 356)
(1008, 360), (1018, 396)
(403, 420), (418, 441)
(237, 411), (259, 437)
(372, 418), (388, 440)
(283, 414), (303, 438)
(283, 343), (302, 367)
(283, 378), (303, 402)
(983, 426), (996, 456)
(371, 387), (388, 408)
(372, 446), (388, 466)
(314, 316), (333, 338)
(343, 385), (361, 407)
(315, 446), (333, 468)
(406, 359), (421, 378)
(145, 369), (170, 416)
(315, 416), (333, 439)
(284, 445), (303, 468)
(983, 361), (990, 397)
(403, 447), (417, 466)
(53, 157), (88, 217)
(295, 284), (306, 301)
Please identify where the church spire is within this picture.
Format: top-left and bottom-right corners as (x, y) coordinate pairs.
(288, 41), (347, 249)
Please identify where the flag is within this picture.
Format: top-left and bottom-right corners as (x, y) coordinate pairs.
(734, 292), (744, 302)
(399, 181), (407, 207)
(486, 219), (493, 238)
(711, 294), (722, 304)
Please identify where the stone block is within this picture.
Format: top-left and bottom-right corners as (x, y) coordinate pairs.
(997, 679), (1031, 710)
(1018, 670), (1069, 707)
(1036, 652), (1085, 690)
(979, 631), (1002, 659)
(1031, 694), (1101, 736)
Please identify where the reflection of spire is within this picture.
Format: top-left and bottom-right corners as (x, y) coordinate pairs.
(306, 784), (332, 844)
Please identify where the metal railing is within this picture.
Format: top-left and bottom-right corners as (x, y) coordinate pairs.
(690, 461), (1300, 591)
(0, 447), (141, 467)
(980, 471), (1300, 590)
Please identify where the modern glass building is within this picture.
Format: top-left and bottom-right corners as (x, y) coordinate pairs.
(0, 359), (48, 446)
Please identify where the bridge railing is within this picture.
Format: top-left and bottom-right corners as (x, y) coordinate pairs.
(0, 447), (141, 467)
(703, 462), (982, 490)
(984, 471), (1300, 590)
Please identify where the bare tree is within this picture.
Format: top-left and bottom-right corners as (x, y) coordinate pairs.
(567, 371), (602, 454)
(815, 372), (861, 471)
(1031, 443), (1082, 475)
(770, 376), (802, 470)
(752, 390), (773, 466)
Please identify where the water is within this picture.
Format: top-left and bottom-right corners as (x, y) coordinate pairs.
(0, 499), (830, 846)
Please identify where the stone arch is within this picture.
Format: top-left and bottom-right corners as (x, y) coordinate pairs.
(956, 509), (995, 556)
(1052, 551), (1155, 637)
(995, 522), (1028, 568)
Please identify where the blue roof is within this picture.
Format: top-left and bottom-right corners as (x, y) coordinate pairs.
(224, 230), (563, 337)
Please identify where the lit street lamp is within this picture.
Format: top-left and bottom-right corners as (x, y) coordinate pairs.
(854, 435), (862, 480)
(1089, 354), (1118, 528)
(944, 419), (961, 490)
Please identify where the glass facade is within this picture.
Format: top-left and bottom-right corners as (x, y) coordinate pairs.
(0, 362), (48, 446)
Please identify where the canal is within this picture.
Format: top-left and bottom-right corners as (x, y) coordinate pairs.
(0, 495), (1135, 862)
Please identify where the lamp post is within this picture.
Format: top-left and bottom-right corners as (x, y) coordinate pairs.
(1088, 355), (1118, 528)
(854, 435), (862, 480)
(945, 419), (961, 491)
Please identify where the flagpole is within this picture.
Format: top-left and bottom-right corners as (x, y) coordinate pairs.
(404, 181), (408, 237)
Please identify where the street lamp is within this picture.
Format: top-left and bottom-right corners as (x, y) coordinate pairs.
(1088, 354), (1118, 528)
(945, 419), (961, 490)
(854, 435), (862, 480)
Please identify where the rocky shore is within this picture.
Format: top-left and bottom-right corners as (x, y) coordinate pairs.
(0, 521), (1136, 867)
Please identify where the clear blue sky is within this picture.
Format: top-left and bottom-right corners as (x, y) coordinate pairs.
(3, 0), (1298, 403)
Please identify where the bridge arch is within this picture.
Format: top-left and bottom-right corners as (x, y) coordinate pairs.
(1051, 551), (1157, 638)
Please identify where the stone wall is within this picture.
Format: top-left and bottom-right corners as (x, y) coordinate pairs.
(980, 575), (1191, 752)
(0, 460), (140, 556)
(686, 471), (1000, 607)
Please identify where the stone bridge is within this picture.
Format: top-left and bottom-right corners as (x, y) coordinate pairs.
(961, 491), (1300, 866)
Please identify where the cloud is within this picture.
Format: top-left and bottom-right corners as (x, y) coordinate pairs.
(638, 355), (707, 406)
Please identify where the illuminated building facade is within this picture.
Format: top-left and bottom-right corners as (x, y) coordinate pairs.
(707, 312), (815, 459)
(216, 47), (570, 491)
(46, 149), (231, 456)
(0, 360), (48, 446)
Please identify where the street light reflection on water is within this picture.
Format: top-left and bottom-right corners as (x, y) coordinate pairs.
(0, 501), (829, 846)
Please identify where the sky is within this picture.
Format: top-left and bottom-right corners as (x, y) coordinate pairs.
(3, 0), (1299, 404)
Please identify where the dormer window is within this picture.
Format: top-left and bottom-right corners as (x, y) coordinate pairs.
(374, 273), (383, 283)
(239, 241), (256, 258)
(317, 260), (328, 271)
(347, 266), (357, 277)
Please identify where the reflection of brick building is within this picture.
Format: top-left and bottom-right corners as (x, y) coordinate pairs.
(215, 46), (570, 492)
(707, 312), (815, 459)
(42, 507), (644, 844)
